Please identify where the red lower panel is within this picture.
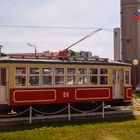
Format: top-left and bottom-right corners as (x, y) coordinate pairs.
(10, 87), (112, 106)
(124, 87), (132, 100)
(13, 89), (56, 102)
(75, 88), (111, 100)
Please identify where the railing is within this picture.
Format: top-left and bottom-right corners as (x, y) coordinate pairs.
(0, 102), (105, 124)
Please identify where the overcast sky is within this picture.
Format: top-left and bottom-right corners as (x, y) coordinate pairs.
(0, 0), (120, 59)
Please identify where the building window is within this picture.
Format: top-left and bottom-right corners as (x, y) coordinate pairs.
(15, 67), (26, 86)
(78, 68), (87, 85)
(42, 68), (52, 86)
(29, 68), (40, 86)
(89, 68), (98, 85)
(100, 69), (108, 85)
(66, 68), (76, 85)
(55, 68), (64, 85)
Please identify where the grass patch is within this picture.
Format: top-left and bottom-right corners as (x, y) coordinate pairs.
(130, 106), (140, 111)
(0, 115), (140, 140)
(133, 92), (140, 99)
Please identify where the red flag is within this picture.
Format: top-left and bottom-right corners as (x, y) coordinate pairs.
(133, 15), (140, 20)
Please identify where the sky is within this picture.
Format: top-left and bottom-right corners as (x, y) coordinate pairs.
(0, 0), (120, 59)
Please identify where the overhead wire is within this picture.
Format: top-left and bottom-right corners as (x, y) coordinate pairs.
(0, 24), (113, 32)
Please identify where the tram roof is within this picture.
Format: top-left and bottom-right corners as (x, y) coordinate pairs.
(0, 57), (131, 66)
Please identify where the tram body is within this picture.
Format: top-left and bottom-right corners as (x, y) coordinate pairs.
(0, 57), (132, 110)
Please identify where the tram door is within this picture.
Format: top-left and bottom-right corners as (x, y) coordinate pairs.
(0, 68), (8, 105)
(112, 69), (123, 99)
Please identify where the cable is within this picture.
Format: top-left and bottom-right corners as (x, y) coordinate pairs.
(0, 24), (100, 29)
(0, 24), (113, 32)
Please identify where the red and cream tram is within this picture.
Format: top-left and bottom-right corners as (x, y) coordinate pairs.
(0, 56), (132, 112)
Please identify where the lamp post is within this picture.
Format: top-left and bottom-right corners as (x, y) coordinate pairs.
(27, 43), (37, 57)
(133, 59), (139, 87)
(0, 45), (3, 57)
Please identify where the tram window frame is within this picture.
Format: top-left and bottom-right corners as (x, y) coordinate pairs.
(55, 68), (65, 86)
(66, 68), (76, 85)
(28, 67), (40, 86)
(78, 68), (88, 85)
(42, 68), (53, 86)
(15, 67), (27, 87)
(124, 70), (131, 85)
(89, 68), (98, 85)
(99, 68), (108, 85)
(0, 68), (6, 86)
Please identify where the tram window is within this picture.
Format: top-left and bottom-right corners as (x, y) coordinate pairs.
(0, 68), (6, 86)
(67, 68), (76, 74)
(55, 76), (64, 85)
(113, 70), (116, 84)
(29, 76), (39, 86)
(100, 76), (108, 85)
(15, 76), (26, 86)
(55, 68), (64, 74)
(125, 70), (130, 85)
(90, 76), (97, 85)
(67, 76), (76, 85)
(15, 67), (26, 87)
(42, 68), (52, 74)
(78, 76), (87, 85)
(42, 68), (52, 86)
(55, 68), (64, 85)
(78, 68), (87, 85)
(16, 67), (26, 74)
(66, 68), (76, 85)
(78, 68), (87, 74)
(89, 68), (98, 85)
(42, 76), (52, 85)
(100, 69), (108, 74)
(100, 69), (108, 85)
(90, 68), (97, 74)
(29, 68), (40, 86)
(29, 68), (39, 74)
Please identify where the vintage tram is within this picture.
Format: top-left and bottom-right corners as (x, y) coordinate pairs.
(0, 56), (132, 113)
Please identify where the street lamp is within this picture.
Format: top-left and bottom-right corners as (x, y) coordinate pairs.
(0, 45), (3, 57)
(27, 43), (37, 57)
(133, 59), (139, 88)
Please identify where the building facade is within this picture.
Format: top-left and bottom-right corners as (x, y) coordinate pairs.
(121, 0), (140, 85)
